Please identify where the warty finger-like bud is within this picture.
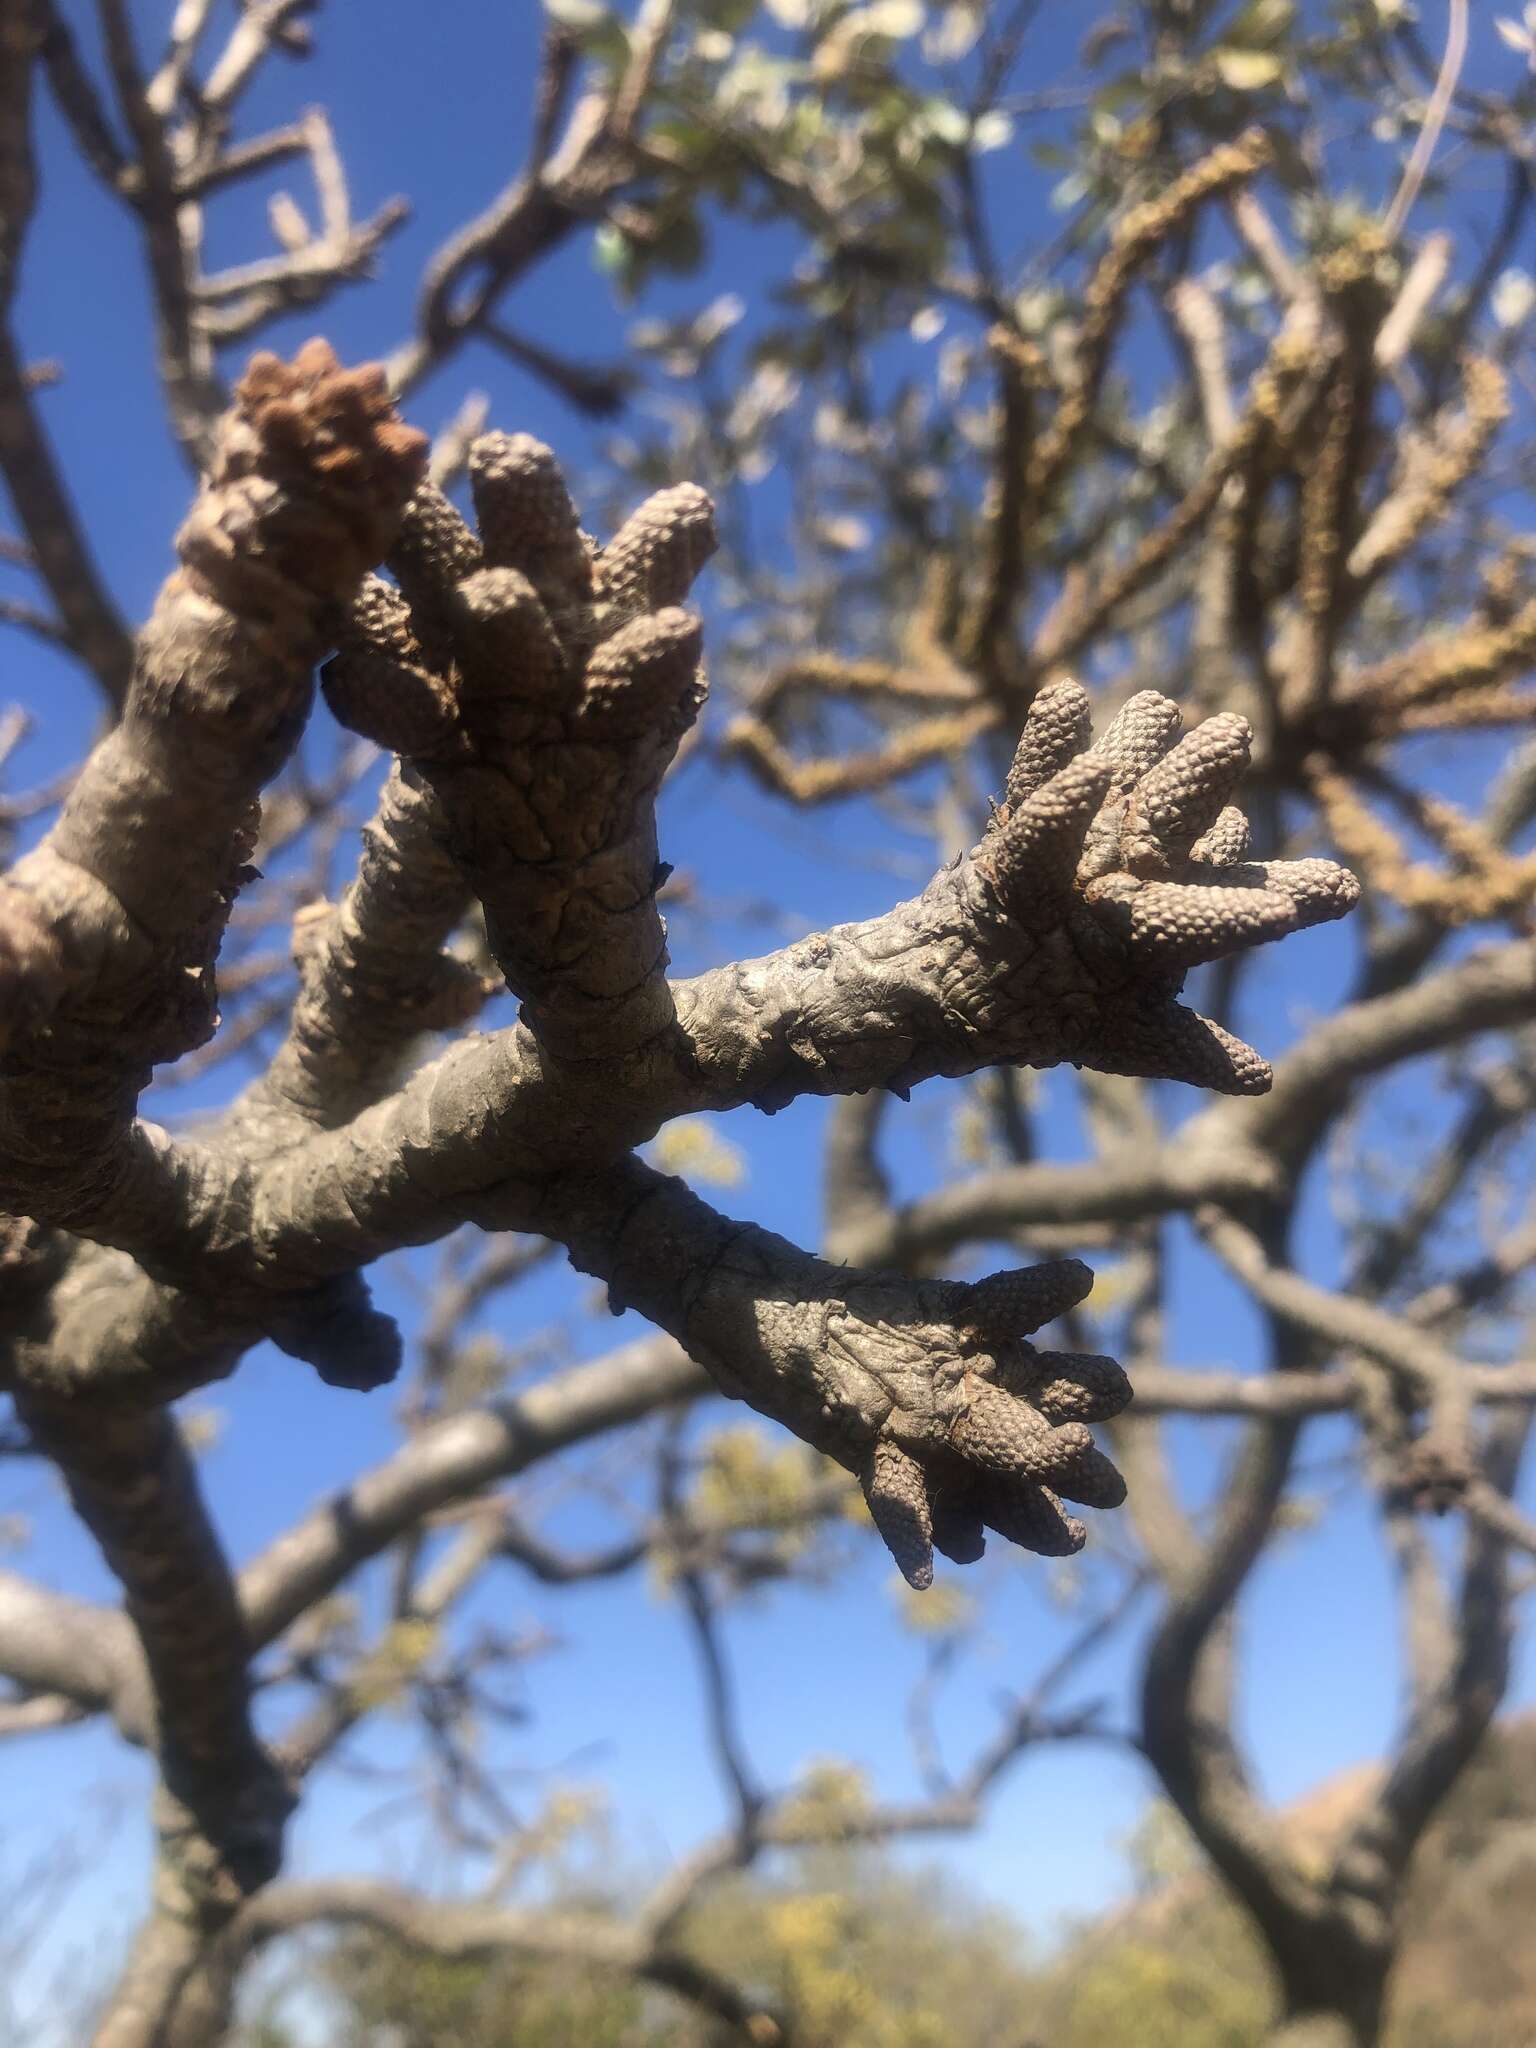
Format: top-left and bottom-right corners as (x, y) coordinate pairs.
(930, 1480), (987, 1565)
(1188, 805), (1251, 866)
(863, 1438), (934, 1590)
(597, 483), (718, 610)
(469, 431), (590, 593)
(187, 342), (428, 623)
(982, 754), (1112, 912)
(1003, 677), (1094, 810)
(1109, 1000), (1273, 1095)
(992, 1349), (1132, 1425)
(1247, 857), (1362, 923)
(326, 575), (458, 754)
(581, 608), (705, 733)
(952, 1384), (1095, 1482)
(960, 1260), (1095, 1341)
(1089, 874), (1309, 971)
(1119, 712), (1252, 873)
(346, 572), (428, 666)
(978, 1480), (1086, 1558)
(1089, 689), (1184, 795)
(450, 567), (569, 715)
(1048, 1441), (1127, 1511)
(387, 482), (483, 633)
(321, 645), (460, 759)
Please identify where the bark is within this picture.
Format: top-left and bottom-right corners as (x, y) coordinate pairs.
(0, 355), (1379, 2048)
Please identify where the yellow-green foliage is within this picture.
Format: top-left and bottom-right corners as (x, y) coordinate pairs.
(649, 1117), (748, 1187)
(1038, 1719), (1536, 2048)
(892, 1579), (974, 1637)
(1037, 1894), (1272, 2048)
(239, 1722), (1536, 2048)
(681, 1849), (1044, 2048)
(297, 1938), (645, 2048)
(248, 1848), (1040, 2048)
(345, 1617), (440, 1712)
(692, 1425), (825, 1523)
(775, 1760), (875, 1841)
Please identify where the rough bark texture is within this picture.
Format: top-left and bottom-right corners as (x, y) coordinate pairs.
(0, 349), (1368, 2046)
(2, 343), (428, 1972)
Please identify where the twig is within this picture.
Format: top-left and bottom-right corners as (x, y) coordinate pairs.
(1382, 0), (1469, 241)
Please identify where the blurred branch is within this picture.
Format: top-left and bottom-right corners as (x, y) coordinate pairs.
(1381, 0), (1468, 241)
(385, 15), (677, 402)
(0, 333), (134, 705)
(175, 1876), (787, 2048)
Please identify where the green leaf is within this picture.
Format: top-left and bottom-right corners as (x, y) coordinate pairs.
(593, 221), (632, 276)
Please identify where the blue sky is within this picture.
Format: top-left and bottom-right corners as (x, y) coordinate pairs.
(4, 0), (1536, 2033)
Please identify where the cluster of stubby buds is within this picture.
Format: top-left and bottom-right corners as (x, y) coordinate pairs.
(851, 1258), (1131, 1588)
(310, 411), (1359, 1587)
(321, 438), (717, 1061)
(780, 685), (1358, 1582)
(321, 438), (716, 765)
